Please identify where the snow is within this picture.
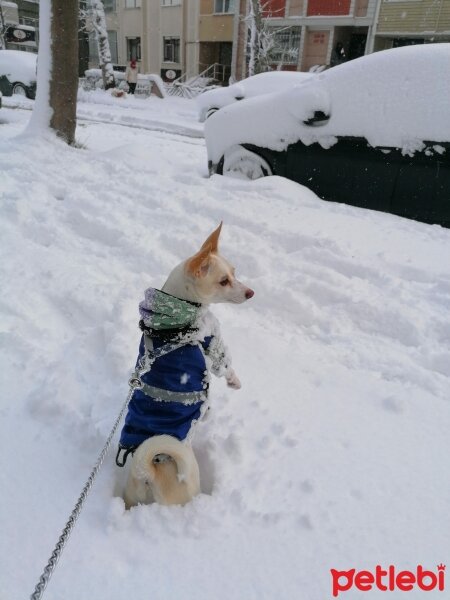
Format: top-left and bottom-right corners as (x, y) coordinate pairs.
(1, 93), (450, 600)
(91, 0), (115, 88)
(0, 49), (37, 86)
(0, 1), (18, 8)
(197, 71), (314, 122)
(25, 0), (52, 136)
(205, 44), (450, 163)
(11, 23), (36, 32)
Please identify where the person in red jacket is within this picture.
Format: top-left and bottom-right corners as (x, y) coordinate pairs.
(125, 59), (138, 94)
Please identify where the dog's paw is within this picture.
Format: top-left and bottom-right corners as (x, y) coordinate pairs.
(226, 370), (242, 390)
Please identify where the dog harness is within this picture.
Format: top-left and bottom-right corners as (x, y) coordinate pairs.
(117, 288), (230, 465)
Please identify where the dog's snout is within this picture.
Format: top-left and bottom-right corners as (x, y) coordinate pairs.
(245, 288), (255, 300)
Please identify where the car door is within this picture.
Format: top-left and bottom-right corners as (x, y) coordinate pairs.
(285, 137), (399, 214)
(391, 144), (450, 227)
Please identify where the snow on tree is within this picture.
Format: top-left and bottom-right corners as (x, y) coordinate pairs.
(0, 3), (6, 50)
(88, 0), (115, 90)
(243, 0), (294, 76)
(27, 0), (79, 145)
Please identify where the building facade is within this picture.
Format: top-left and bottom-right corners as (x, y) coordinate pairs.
(87, 0), (450, 82)
(97, 0), (382, 80)
(373, 0), (450, 50)
(99, 0), (233, 83)
(232, 0), (381, 79)
(99, 0), (199, 81)
(0, 0), (38, 51)
(198, 0), (234, 82)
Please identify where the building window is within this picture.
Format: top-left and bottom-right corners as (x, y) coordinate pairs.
(108, 30), (118, 63)
(161, 0), (181, 5)
(214, 0), (234, 13)
(103, 0), (116, 12)
(393, 38), (425, 46)
(127, 37), (141, 61)
(270, 26), (301, 65)
(163, 37), (180, 63)
(125, 0), (141, 8)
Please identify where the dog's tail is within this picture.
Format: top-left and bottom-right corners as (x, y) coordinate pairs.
(134, 434), (199, 484)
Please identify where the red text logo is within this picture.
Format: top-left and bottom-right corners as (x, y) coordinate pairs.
(330, 564), (445, 597)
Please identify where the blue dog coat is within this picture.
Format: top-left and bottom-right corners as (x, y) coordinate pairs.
(119, 288), (230, 450)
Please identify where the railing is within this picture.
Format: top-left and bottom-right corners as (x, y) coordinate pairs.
(166, 63), (231, 99)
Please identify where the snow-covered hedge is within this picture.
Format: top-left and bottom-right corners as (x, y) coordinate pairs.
(83, 69), (166, 98)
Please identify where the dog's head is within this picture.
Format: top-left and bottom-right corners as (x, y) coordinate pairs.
(184, 223), (254, 305)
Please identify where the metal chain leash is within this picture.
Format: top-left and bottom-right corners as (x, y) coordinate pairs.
(30, 386), (134, 600)
(30, 334), (192, 600)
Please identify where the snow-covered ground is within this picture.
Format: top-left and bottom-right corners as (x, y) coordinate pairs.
(1, 94), (449, 600)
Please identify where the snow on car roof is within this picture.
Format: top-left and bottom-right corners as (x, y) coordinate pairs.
(0, 50), (37, 86)
(205, 44), (450, 163)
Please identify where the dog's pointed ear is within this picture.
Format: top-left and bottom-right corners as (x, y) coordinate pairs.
(185, 244), (213, 278)
(185, 223), (223, 278)
(200, 222), (222, 254)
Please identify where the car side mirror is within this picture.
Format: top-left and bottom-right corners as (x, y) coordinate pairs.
(303, 111), (330, 126)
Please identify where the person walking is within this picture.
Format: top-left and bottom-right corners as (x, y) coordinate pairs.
(330, 42), (347, 67)
(125, 59), (138, 94)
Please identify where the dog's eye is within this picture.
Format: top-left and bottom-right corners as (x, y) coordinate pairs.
(219, 278), (229, 287)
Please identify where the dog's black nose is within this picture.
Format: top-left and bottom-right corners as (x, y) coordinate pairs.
(245, 289), (255, 300)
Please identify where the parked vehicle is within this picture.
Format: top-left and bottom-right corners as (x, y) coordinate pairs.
(0, 50), (37, 99)
(205, 44), (450, 227)
(197, 70), (314, 122)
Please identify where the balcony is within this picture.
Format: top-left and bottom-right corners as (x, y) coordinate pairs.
(307, 0), (351, 16)
(305, 0), (377, 18)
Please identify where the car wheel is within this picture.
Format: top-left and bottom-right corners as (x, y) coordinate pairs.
(12, 83), (27, 97)
(221, 145), (273, 180)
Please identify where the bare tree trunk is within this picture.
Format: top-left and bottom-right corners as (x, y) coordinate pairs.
(49, 0), (79, 144)
(91, 0), (115, 90)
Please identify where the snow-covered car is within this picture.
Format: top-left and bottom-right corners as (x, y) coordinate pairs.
(197, 70), (314, 122)
(0, 50), (37, 99)
(205, 44), (450, 227)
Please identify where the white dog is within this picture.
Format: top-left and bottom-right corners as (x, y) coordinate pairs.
(121, 223), (254, 507)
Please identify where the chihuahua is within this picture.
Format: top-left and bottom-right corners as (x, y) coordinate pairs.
(121, 223), (253, 507)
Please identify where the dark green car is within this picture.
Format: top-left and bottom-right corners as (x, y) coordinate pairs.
(212, 138), (450, 228)
(0, 50), (37, 99)
(206, 44), (450, 228)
